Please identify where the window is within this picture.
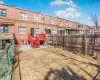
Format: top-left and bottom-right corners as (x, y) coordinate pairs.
(69, 23), (72, 27)
(42, 17), (46, 22)
(20, 13), (27, 20)
(51, 29), (57, 34)
(60, 21), (64, 26)
(0, 8), (6, 17)
(58, 29), (65, 36)
(34, 16), (38, 21)
(35, 28), (40, 34)
(78, 25), (81, 28)
(74, 24), (76, 28)
(21, 40), (28, 45)
(0, 26), (3, 32)
(0, 26), (8, 33)
(19, 27), (26, 34)
(66, 22), (69, 26)
(45, 29), (51, 34)
(82, 25), (84, 28)
(50, 20), (54, 24)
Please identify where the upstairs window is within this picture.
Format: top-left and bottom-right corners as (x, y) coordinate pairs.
(60, 21), (64, 26)
(69, 23), (72, 27)
(42, 17), (46, 22)
(66, 22), (71, 27)
(66, 22), (69, 26)
(82, 25), (84, 28)
(34, 16), (38, 21)
(20, 13), (27, 20)
(50, 20), (54, 24)
(78, 24), (81, 28)
(19, 27), (26, 34)
(0, 8), (6, 17)
(74, 24), (76, 28)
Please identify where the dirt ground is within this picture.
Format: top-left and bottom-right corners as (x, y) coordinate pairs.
(12, 48), (100, 80)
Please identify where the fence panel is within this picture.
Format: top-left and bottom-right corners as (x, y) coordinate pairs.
(0, 39), (14, 80)
(47, 34), (100, 55)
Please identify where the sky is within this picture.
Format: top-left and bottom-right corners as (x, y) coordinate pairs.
(0, 0), (100, 26)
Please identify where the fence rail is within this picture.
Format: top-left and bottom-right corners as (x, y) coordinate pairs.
(47, 34), (100, 55)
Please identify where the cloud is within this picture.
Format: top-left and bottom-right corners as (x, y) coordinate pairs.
(55, 7), (81, 18)
(51, 0), (76, 7)
(0, 1), (4, 4)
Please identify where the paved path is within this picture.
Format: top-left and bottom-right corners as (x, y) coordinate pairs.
(19, 45), (32, 51)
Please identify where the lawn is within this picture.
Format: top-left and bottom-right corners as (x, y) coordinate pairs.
(12, 48), (100, 80)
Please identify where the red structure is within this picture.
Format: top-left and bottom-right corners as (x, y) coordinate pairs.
(15, 39), (21, 46)
(36, 34), (46, 41)
(27, 34), (46, 48)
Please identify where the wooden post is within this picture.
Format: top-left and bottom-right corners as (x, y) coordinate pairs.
(92, 34), (95, 54)
(63, 36), (65, 50)
(52, 35), (54, 47)
(85, 34), (87, 55)
(56, 36), (58, 48)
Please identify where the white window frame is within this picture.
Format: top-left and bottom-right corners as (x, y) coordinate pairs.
(20, 12), (27, 20)
(66, 22), (68, 26)
(60, 21), (64, 26)
(50, 20), (54, 24)
(34, 16), (38, 21)
(0, 8), (6, 17)
(69, 23), (72, 27)
(21, 40), (28, 45)
(19, 27), (26, 34)
(35, 28), (40, 34)
(42, 17), (46, 22)
(74, 24), (76, 28)
(0, 26), (8, 33)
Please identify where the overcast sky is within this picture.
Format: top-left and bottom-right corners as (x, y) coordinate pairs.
(0, 0), (100, 25)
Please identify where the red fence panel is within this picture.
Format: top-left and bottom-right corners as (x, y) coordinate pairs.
(36, 34), (46, 41)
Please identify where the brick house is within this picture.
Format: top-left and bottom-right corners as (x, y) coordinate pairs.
(0, 4), (89, 45)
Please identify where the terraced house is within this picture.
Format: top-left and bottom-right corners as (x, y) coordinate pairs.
(0, 4), (90, 45)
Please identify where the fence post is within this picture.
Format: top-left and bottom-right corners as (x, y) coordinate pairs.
(85, 34), (87, 55)
(56, 36), (58, 48)
(63, 36), (65, 50)
(52, 35), (54, 47)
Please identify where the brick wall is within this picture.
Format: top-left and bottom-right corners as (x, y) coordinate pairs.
(0, 4), (89, 41)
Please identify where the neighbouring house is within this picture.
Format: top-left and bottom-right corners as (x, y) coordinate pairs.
(0, 4), (90, 45)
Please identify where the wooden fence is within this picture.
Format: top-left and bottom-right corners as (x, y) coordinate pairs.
(46, 34), (100, 55)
